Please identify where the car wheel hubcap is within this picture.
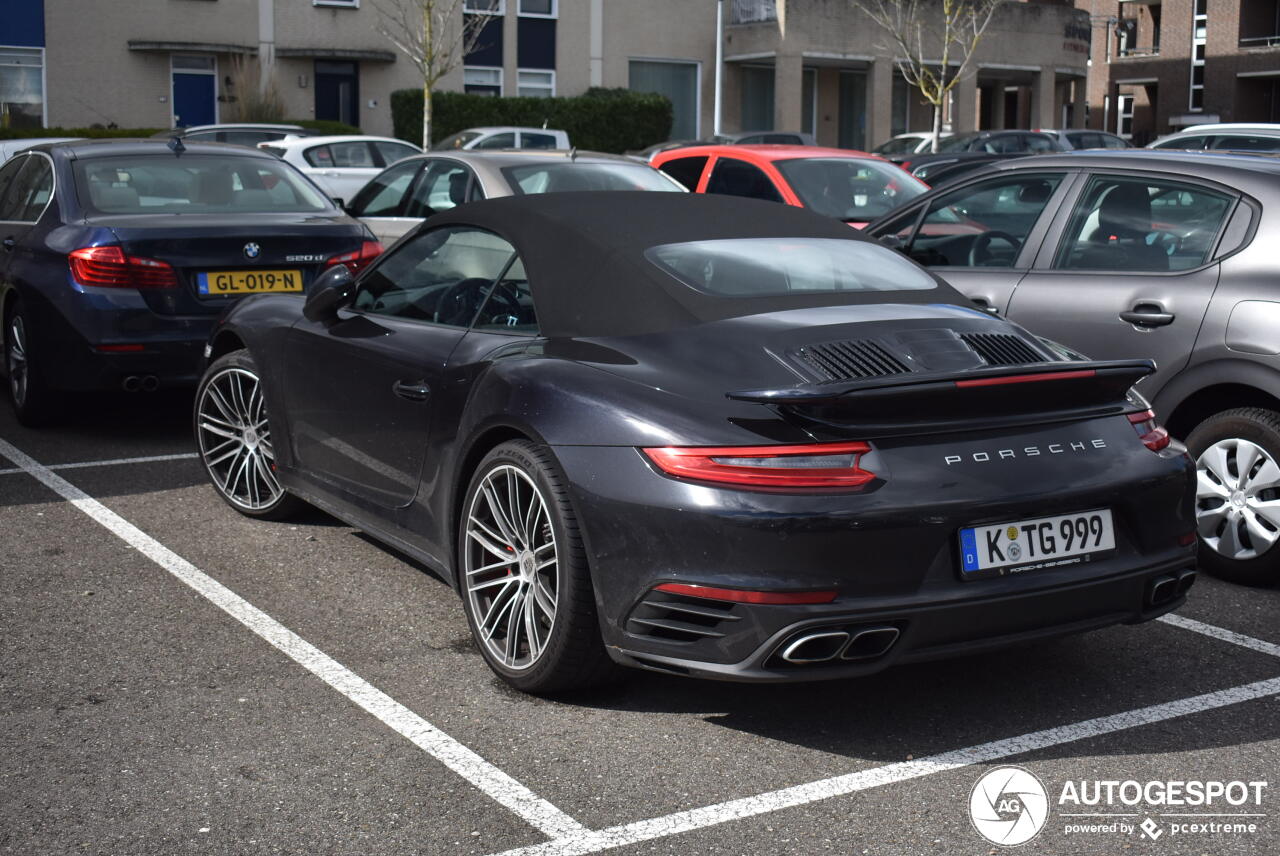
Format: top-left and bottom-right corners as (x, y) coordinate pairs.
(197, 367), (283, 511)
(1196, 437), (1280, 560)
(8, 315), (28, 407)
(464, 465), (558, 671)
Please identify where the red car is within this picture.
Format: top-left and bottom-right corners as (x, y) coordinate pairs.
(651, 144), (928, 227)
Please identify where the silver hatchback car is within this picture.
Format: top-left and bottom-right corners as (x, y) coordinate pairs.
(867, 150), (1280, 586)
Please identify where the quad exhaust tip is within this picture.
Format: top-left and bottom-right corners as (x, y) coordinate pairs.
(779, 626), (900, 665)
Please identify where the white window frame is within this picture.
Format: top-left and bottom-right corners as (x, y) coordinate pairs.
(464, 0), (505, 13)
(169, 53), (219, 128)
(0, 45), (47, 128)
(627, 57), (702, 139)
(516, 68), (555, 97)
(517, 0), (557, 18)
(313, 0), (359, 6)
(463, 65), (504, 96)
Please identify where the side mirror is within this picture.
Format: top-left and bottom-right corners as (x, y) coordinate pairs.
(330, 196), (346, 209)
(303, 265), (356, 325)
(877, 233), (907, 252)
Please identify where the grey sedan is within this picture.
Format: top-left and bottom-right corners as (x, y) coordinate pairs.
(344, 150), (686, 244)
(866, 150), (1280, 587)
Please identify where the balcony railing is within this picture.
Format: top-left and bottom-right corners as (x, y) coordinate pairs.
(730, 0), (778, 24)
(1240, 34), (1280, 47)
(1117, 45), (1161, 57)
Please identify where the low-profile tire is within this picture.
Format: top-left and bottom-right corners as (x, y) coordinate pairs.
(194, 350), (304, 520)
(5, 295), (61, 427)
(458, 439), (623, 693)
(1187, 407), (1280, 586)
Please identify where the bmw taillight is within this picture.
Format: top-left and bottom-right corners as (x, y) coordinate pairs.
(1128, 409), (1171, 452)
(325, 241), (383, 274)
(641, 442), (875, 490)
(68, 246), (178, 289)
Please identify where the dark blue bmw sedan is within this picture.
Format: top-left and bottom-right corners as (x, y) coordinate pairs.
(0, 139), (380, 425)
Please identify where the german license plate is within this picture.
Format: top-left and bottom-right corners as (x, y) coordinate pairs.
(959, 509), (1115, 578)
(197, 269), (303, 295)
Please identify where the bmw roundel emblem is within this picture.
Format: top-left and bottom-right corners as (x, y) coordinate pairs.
(243, 242), (261, 259)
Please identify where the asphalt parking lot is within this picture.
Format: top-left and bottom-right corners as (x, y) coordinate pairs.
(1, 392), (1278, 856)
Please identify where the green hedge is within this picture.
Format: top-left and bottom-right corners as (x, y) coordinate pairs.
(0, 118), (358, 141)
(390, 87), (672, 153)
(0, 126), (163, 140)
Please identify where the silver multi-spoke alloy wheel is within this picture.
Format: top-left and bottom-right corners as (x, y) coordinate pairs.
(464, 464), (559, 671)
(196, 367), (284, 511)
(1196, 437), (1280, 560)
(7, 313), (28, 408)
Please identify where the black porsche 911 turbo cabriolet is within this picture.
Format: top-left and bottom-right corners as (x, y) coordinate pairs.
(194, 192), (1197, 693)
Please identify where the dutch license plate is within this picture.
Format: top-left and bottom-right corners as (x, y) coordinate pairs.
(959, 509), (1115, 578)
(197, 269), (303, 295)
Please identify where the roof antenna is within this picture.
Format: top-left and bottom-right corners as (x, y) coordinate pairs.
(569, 146), (577, 160)
(167, 135), (186, 156)
(541, 118), (548, 129)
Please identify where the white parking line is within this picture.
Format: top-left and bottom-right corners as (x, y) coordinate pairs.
(0, 451), (198, 476)
(1159, 613), (1280, 659)
(486, 675), (1280, 856)
(0, 436), (586, 841)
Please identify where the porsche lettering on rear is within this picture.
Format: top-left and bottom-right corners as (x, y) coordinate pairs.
(945, 439), (1107, 465)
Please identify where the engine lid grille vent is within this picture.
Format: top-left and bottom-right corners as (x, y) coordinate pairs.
(960, 332), (1043, 367)
(795, 339), (911, 382)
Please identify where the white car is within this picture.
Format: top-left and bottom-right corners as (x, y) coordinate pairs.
(0, 137), (80, 164)
(258, 135), (423, 203)
(871, 132), (953, 156)
(432, 126), (570, 152)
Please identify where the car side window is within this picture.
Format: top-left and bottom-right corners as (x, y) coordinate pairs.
(1152, 135), (1209, 150)
(0, 156), (29, 219)
(903, 173), (1063, 267)
(520, 132), (559, 150)
(373, 141), (419, 166)
(1024, 134), (1056, 153)
(658, 156), (709, 190)
(303, 145), (334, 167)
(328, 141), (377, 167)
(0, 156), (53, 222)
(474, 132), (516, 150)
(348, 160), (422, 217)
(404, 160), (475, 218)
(705, 158), (783, 202)
(473, 254), (539, 334)
(1102, 134), (1130, 149)
(1053, 176), (1234, 273)
(353, 227), (517, 326)
(1213, 135), (1280, 152)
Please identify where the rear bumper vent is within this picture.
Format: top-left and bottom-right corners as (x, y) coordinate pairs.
(960, 332), (1043, 367)
(795, 339), (910, 382)
(627, 590), (742, 643)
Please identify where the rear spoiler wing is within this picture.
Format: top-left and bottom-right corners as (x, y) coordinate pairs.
(727, 360), (1156, 433)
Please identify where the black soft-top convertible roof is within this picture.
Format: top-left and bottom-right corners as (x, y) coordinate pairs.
(425, 191), (966, 338)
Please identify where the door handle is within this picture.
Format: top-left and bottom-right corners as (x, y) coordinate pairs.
(392, 379), (431, 401)
(1119, 303), (1175, 327)
(971, 296), (1000, 315)
(1, 237), (14, 252)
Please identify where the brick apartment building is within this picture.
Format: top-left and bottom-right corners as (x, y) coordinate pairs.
(1078, 0), (1280, 144)
(3, 0), (1091, 148)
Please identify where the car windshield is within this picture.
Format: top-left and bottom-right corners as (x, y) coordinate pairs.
(872, 137), (921, 155)
(647, 237), (937, 296)
(73, 154), (333, 214)
(937, 133), (984, 152)
(501, 163), (685, 194)
(775, 158), (927, 221)
(434, 131), (485, 151)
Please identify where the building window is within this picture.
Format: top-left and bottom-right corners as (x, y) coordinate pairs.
(630, 59), (700, 140)
(464, 66), (502, 96)
(740, 64), (775, 131)
(518, 0), (556, 16)
(1189, 0), (1206, 110)
(464, 0), (504, 12)
(0, 46), (44, 128)
(517, 69), (555, 97)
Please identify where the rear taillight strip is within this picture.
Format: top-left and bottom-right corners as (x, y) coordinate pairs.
(654, 583), (837, 605)
(1127, 409), (1171, 452)
(954, 369), (1096, 388)
(642, 441), (875, 490)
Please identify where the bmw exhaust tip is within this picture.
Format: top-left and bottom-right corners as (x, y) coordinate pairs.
(121, 375), (141, 392)
(140, 375), (159, 392)
(841, 626), (901, 660)
(780, 631), (850, 664)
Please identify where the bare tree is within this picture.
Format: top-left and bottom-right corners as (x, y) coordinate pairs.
(851, 0), (1002, 151)
(373, 0), (496, 148)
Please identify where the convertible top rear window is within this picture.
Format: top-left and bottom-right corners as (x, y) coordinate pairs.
(647, 238), (936, 297)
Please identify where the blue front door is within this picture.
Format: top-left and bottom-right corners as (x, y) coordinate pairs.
(172, 72), (216, 127)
